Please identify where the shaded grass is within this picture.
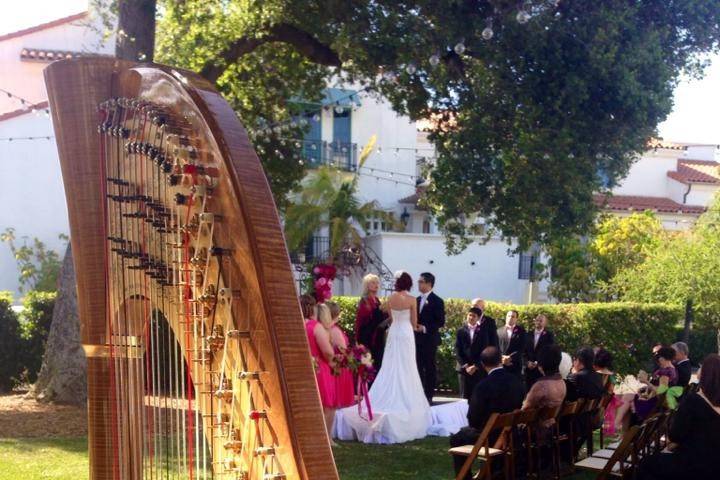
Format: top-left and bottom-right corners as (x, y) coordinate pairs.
(0, 436), (597, 479)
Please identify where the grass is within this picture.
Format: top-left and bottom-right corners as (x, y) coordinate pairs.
(0, 437), (88, 480)
(0, 436), (597, 479)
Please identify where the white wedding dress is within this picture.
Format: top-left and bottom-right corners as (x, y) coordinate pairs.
(334, 308), (432, 444)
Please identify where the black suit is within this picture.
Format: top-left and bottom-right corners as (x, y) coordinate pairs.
(450, 368), (525, 479)
(524, 329), (555, 389)
(564, 368), (605, 402)
(563, 367), (605, 458)
(416, 292), (445, 402)
(675, 359), (692, 389)
(455, 318), (499, 399)
(497, 324), (526, 376)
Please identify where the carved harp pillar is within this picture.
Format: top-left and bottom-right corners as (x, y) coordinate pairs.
(44, 58), (338, 480)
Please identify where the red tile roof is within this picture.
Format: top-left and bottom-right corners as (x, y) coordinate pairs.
(0, 12), (87, 43)
(667, 159), (720, 185)
(20, 48), (107, 62)
(399, 187), (427, 209)
(594, 194), (706, 215)
(0, 101), (49, 123)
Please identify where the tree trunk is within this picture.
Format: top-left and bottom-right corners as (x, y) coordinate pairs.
(116, 0), (157, 62)
(31, 245), (87, 404)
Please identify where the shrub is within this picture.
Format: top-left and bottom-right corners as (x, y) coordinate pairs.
(331, 296), (681, 392)
(0, 292), (24, 392)
(18, 291), (56, 383)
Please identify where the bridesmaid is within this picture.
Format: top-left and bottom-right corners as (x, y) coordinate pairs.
(305, 302), (337, 442)
(326, 301), (355, 408)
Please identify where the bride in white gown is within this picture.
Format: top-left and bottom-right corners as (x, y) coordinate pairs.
(335, 271), (432, 444)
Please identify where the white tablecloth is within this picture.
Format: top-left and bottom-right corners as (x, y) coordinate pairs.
(333, 399), (468, 443)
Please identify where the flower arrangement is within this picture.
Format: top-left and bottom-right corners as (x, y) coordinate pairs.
(312, 263), (337, 303)
(332, 344), (376, 382)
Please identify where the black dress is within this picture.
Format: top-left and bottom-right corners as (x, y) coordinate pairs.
(638, 392), (720, 479)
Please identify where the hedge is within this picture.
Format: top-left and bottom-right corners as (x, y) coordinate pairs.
(18, 291), (56, 383)
(331, 297), (682, 392)
(0, 292), (23, 392)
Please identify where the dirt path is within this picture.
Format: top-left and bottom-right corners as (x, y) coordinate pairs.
(0, 392), (87, 438)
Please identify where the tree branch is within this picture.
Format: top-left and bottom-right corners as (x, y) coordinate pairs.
(201, 23), (341, 82)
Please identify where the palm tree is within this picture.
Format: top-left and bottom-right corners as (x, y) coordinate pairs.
(284, 135), (393, 264)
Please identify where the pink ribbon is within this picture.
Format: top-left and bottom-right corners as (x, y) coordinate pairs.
(357, 374), (373, 421)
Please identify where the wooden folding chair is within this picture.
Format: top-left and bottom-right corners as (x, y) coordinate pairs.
(574, 424), (641, 479)
(514, 408), (540, 479)
(449, 411), (517, 480)
(597, 393), (614, 449)
(552, 401), (579, 478)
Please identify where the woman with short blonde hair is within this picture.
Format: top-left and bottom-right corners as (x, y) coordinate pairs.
(361, 273), (381, 297)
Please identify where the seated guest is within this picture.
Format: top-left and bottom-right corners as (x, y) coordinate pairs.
(565, 347), (605, 402)
(450, 347), (525, 480)
(633, 346), (678, 423)
(672, 341), (692, 389)
(497, 309), (526, 377)
(523, 345), (566, 427)
(455, 307), (487, 400)
(524, 314), (555, 389)
(593, 348), (621, 436)
(638, 354), (720, 480)
(564, 347), (605, 457)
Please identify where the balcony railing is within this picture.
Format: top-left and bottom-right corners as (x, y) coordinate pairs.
(290, 236), (330, 264)
(300, 140), (357, 172)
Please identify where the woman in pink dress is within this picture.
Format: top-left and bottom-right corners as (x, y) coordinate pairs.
(303, 299), (337, 441)
(327, 301), (356, 408)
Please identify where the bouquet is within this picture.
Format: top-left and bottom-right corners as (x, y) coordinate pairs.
(331, 344), (376, 420)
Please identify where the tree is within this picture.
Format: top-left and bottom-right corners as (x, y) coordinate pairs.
(612, 195), (720, 333)
(544, 211), (663, 302)
(150, 0), (720, 251)
(284, 137), (392, 263)
(0, 228), (66, 293)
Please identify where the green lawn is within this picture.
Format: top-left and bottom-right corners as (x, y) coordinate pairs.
(0, 436), (596, 479)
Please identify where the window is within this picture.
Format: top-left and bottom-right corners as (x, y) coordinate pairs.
(518, 252), (537, 280)
(422, 218), (431, 234)
(333, 109), (351, 143)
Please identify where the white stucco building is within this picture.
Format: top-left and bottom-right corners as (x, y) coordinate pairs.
(295, 93), (719, 302)
(0, 10), (113, 297)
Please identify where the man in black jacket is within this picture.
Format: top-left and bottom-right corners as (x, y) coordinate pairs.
(455, 307), (489, 399)
(524, 314), (555, 389)
(672, 341), (692, 389)
(416, 272), (446, 404)
(449, 347), (525, 480)
(497, 309), (526, 377)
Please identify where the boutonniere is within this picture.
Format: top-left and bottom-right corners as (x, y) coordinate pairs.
(512, 326), (519, 334)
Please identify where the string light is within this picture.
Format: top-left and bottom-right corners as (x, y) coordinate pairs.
(0, 135), (54, 141)
(0, 88), (50, 117)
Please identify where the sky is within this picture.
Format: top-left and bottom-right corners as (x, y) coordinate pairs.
(2, 0), (719, 145)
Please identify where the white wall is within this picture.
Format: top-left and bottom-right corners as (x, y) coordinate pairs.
(0, 11), (113, 114)
(346, 90), (418, 210)
(685, 184), (717, 206)
(684, 145), (718, 161)
(0, 113), (68, 296)
(363, 232), (537, 303)
(613, 149), (680, 198)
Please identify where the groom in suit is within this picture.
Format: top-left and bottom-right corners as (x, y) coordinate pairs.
(416, 272), (445, 404)
(497, 310), (526, 377)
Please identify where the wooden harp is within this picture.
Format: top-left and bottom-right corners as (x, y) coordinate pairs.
(44, 58), (338, 480)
